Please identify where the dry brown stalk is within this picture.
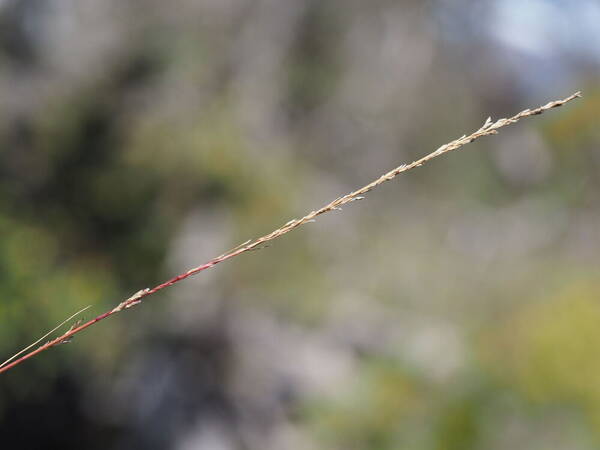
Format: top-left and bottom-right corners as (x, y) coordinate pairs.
(0, 91), (581, 374)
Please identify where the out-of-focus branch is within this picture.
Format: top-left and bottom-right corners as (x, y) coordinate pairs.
(0, 91), (581, 375)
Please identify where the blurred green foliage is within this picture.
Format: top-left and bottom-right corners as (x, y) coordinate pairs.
(485, 281), (600, 434)
(1, 1), (599, 448)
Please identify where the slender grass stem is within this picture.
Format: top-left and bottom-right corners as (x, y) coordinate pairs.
(0, 91), (581, 375)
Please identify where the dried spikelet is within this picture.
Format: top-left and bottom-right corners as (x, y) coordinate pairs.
(0, 91), (581, 374)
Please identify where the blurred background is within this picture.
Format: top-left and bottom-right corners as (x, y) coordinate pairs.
(0, 0), (598, 448)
